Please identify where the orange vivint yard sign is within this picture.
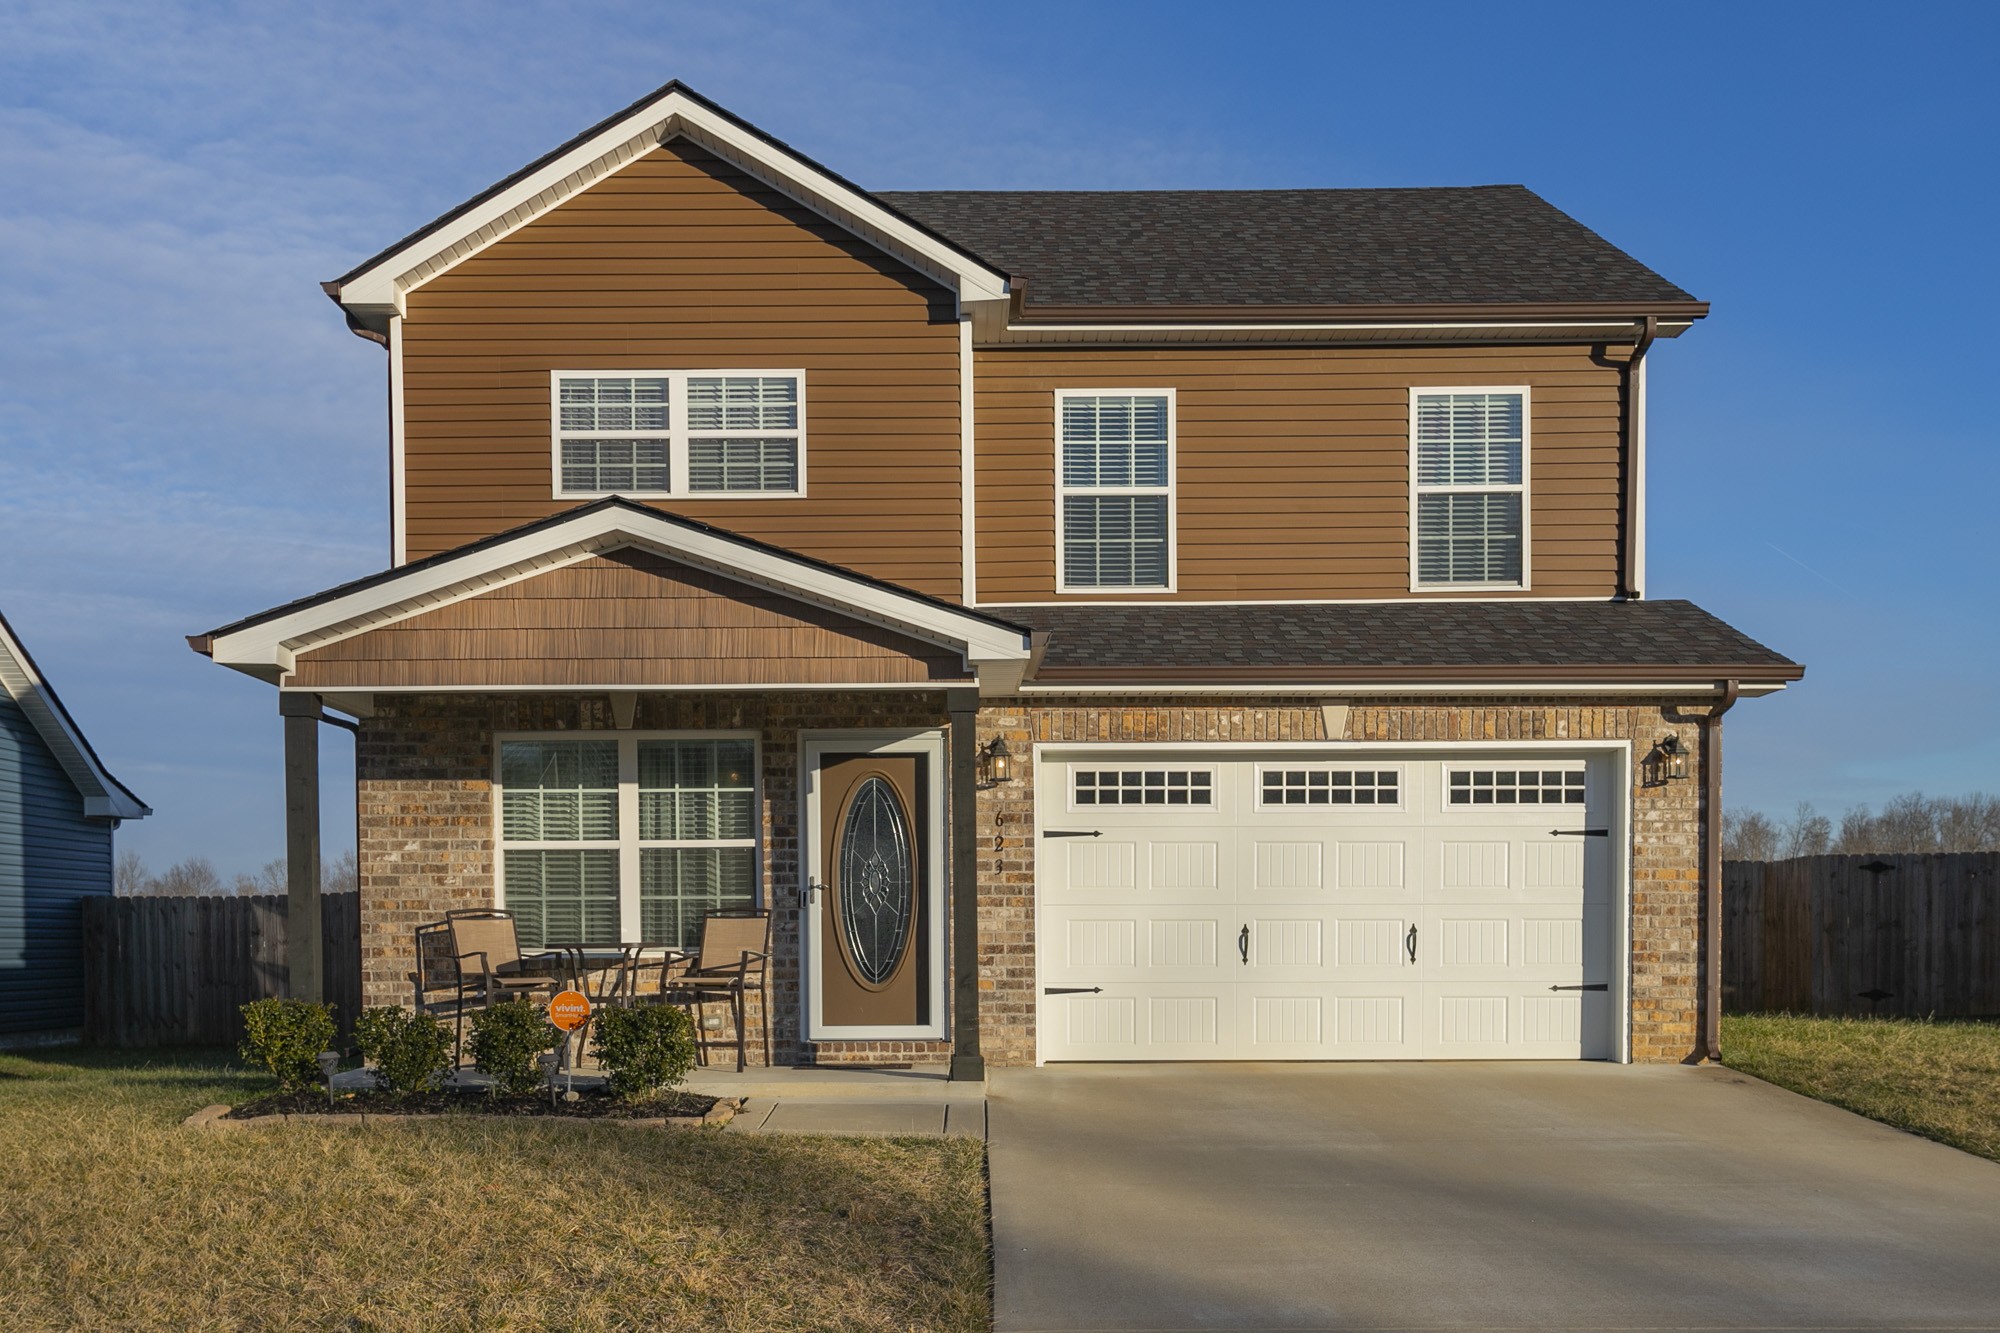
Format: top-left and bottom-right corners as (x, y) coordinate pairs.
(548, 990), (591, 1032)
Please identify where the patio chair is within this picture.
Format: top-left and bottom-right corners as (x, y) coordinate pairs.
(445, 909), (560, 1053)
(409, 919), (476, 1054)
(658, 909), (772, 1071)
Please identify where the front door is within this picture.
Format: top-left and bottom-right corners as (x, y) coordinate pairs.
(810, 749), (932, 1031)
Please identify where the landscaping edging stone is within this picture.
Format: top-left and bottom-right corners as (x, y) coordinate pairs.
(184, 1097), (745, 1131)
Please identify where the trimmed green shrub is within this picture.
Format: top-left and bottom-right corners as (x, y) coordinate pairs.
(591, 1004), (697, 1101)
(238, 998), (336, 1094)
(354, 1006), (453, 1094)
(467, 999), (556, 1096)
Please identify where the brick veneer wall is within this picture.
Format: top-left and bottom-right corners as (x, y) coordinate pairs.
(359, 692), (1713, 1070)
(355, 691), (951, 1066)
(972, 698), (1711, 1066)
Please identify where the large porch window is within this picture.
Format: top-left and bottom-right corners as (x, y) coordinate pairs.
(497, 734), (759, 949)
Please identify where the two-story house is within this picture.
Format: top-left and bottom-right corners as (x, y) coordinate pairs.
(192, 82), (1800, 1073)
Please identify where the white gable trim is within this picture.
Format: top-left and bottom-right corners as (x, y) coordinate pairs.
(333, 87), (1009, 318)
(205, 506), (1032, 680)
(0, 616), (150, 820)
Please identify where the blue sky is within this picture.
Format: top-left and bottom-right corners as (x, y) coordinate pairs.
(2, 1), (1994, 877)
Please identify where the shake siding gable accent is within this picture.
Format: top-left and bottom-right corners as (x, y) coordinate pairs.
(287, 549), (972, 689)
(0, 694), (113, 1038)
(974, 344), (1626, 602)
(399, 138), (965, 596)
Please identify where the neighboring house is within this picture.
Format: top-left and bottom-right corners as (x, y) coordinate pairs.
(0, 609), (150, 1045)
(190, 82), (1800, 1070)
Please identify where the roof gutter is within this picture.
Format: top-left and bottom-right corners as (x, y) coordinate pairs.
(1702, 678), (1740, 1062)
(322, 281), (388, 347)
(1621, 316), (1658, 600)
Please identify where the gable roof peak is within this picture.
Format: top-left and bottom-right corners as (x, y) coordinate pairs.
(326, 80), (1009, 329)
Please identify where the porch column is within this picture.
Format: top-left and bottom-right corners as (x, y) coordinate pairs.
(279, 692), (323, 1003)
(947, 689), (984, 1081)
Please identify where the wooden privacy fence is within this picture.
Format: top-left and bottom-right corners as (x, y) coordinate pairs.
(1723, 853), (2000, 1017)
(80, 893), (361, 1046)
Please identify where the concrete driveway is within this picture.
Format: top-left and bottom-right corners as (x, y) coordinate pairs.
(988, 1062), (2000, 1332)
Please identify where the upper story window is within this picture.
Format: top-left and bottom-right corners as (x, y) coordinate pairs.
(1410, 387), (1528, 589)
(553, 371), (805, 500)
(1057, 390), (1175, 592)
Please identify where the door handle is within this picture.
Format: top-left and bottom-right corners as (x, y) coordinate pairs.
(1238, 924), (1250, 966)
(1405, 924), (1418, 965)
(805, 879), (825, 904)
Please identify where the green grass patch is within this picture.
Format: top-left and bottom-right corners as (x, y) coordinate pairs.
(1723, 1013), (2000, 1163)
(0, 1046), (989, 1331)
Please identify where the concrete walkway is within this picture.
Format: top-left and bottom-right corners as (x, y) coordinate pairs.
(691, 1063), (986, 1138)
(988, 1062), (2000, 1332)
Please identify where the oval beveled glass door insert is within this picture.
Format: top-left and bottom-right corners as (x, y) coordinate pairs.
(838, 775), (913, 986)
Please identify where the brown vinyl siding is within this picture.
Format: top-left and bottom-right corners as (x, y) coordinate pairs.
(974, 344), (1626, 601)
(400, 139), (964, 597)
(287, 550), (970, 689)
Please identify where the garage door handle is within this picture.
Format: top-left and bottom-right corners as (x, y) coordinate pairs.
(1044, 829), (1103, 839)
(1549, 983), (1609, 992)
(1238, 924), (1250, 965)
(1405, 924), (1418, 965)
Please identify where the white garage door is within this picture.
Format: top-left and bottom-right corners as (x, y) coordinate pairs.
(1036, 749), (1619, 1061)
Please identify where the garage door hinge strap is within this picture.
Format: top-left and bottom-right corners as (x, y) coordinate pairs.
(1043, 986), (1103, 995)
(1548, 983), (1609, 991)
(1550, 828), (1610, 837)
(1043, 829), (1102, 838)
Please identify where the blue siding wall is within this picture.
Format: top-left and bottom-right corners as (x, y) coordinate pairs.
(0, 693), (113, 1036)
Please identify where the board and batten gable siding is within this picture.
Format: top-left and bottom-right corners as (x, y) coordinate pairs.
(287, 548), (973, 690)
(399, 138), (966, 597)
(974, 343), (1628, 601)
(0, 692), (113, 1038)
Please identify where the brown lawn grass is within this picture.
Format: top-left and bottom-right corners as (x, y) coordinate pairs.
(1723, 1013), (2000, 1163)
(0, 1046), (989, 1332)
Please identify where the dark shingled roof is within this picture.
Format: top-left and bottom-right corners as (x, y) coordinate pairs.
(877, 187), (1696, 312)
(998, 600), (1800, 683)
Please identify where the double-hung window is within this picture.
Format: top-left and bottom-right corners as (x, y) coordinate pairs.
(498, 734), (759, 950)
(553, 371), (804, 500)
(1410, 387), (1529, 589)
(1057, 390), (1175, 591)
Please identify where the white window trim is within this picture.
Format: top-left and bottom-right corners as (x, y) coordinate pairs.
(1408, 385), (1532, 592)
(1054, 387), (1178, 595)
(549, 369), (807, 501)
(1251, 762), (1407, 813)
(494, 730), (763, 945)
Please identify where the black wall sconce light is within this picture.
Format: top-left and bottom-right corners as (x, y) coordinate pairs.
(978, 735), (1014, 785)
(1644, 734), (1691, 786)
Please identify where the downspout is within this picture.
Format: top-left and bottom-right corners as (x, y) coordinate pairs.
(1702, 678), (1740, 1062)
(1620, 316), (1657, 600)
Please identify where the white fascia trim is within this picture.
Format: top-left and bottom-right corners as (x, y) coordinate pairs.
(0, 618), (150, 819)
(335, 89), (1008, 313)
(388, 314), (407, 566)
(960, 317), (976, 606)
(208, 507), (1030, 672)
(1013, 681), (1790, 698)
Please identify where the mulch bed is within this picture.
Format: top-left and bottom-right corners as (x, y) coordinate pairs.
(226, 1087), (720, 1121)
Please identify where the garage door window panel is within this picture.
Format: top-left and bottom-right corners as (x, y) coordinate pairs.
(1072, 767), (1215, 808)
(1257, 766), (1403, 810)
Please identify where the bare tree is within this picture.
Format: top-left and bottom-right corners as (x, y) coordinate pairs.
(1779, 802), (1832, 858)
(150, 856), (223, 896)
(1833, 791), (2000, 854)
(114, 850), (152, 896)
(325, 849), (358, 895)
(1723, 810), (1779, 861)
